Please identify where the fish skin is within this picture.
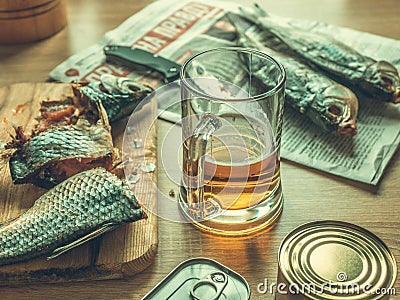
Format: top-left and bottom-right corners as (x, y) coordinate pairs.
(9, 120), (114, 188)
(79, 74), (153, 123)
(7, 83), (116, 189)
(228, 14), (358, 136)
(277, 54), (359, 135)
(6, 75), (151, 188)
(0, 168), (145, 266)
(239, 5), (400, 103)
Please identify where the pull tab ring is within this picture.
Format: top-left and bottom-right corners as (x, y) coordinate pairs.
(190, 272), (228, 300)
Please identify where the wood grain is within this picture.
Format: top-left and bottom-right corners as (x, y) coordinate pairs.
(0, 0), (398, 299)
(0, 0), (68, 44)
(0, 83), (158, 284)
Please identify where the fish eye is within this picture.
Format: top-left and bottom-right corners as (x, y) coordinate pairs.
(99, 84), (108, 93)
(381, 76), (394, 91)
(127, 84), (140, 92)
(328, 105), (342, 117)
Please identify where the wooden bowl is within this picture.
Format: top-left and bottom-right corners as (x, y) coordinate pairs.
(0, 0), (67, 44)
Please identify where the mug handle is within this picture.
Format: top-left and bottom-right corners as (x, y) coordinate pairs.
(186, 113), (221, 220)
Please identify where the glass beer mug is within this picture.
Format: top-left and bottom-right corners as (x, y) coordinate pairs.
(179, 48), (286, 236)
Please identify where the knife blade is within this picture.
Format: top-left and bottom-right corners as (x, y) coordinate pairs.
(104, 45), (181, 82)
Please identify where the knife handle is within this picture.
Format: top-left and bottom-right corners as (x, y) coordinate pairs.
(104, 45), (181, 82)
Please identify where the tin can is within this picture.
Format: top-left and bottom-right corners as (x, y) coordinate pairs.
(276, 221), (397, 299)
(142, 257), (250, 300)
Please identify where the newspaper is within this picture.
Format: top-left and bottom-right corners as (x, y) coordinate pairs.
(49, 0), (400, 185)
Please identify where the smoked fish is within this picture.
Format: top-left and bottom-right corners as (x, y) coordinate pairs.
(239, 5), (400, 103)
(7, 75), (151, 188)
(7, 93), (115, 189)
(228, 14), (359, 136)
(0, 168), (146, 266)
(78, 74), (153, 123)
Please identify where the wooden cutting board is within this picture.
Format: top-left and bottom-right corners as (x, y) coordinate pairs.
(0, 83), (158, 285)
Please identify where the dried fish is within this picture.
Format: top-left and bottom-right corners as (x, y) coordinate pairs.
(6, 75), (151, 188)
(0, 168), (146, 266)
(228, 14), (359, 136)
(78, 74), (153, 123)
(7, 94), (115, 189)
(239, 5), (400, 103)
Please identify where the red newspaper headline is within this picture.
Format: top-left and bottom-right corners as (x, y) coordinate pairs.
(81, 2), (218, 82)
(133, 2), (216, 53)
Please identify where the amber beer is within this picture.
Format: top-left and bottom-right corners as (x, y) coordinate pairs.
(202, 147), (280, 210)
(183, 114), (280, 212)
(179, 48), (285, 235)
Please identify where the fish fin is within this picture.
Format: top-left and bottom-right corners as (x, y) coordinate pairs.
(47, 223), (120, 260)
(238, 4), (267, 23)
(254, 3), (269, 17)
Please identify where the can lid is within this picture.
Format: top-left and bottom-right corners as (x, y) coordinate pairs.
(278, 221), (397, 299)
(142, 257), (250, 299)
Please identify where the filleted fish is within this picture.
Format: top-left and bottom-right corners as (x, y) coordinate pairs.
(238, 5), (400, 103)
(0, 168), (146, 266)
(6, 75), (152, 188)
(7, 92), (115, 189)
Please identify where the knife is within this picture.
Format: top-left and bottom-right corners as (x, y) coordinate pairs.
(103, 45), (181, 82)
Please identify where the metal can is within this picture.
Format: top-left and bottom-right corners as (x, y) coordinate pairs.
(142, 257), (250, 300)
(276, 221), (397, 299)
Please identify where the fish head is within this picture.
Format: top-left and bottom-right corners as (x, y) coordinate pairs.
(80, 75), (153, 123)
(99, 74), (153, 98)
(313, 84), (359, 136)
(364, 60), (400, 103)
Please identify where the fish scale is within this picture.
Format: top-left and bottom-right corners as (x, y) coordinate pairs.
(9, 122), (114, 188)
(239, 5), (400, 103)
(8, 75), (153, 189)
(0, 168), (145, 266)
(79, 75), (153, 123)
(228, 14), (359, 136)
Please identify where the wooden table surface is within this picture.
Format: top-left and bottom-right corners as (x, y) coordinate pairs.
(0, 0), (399, 299)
